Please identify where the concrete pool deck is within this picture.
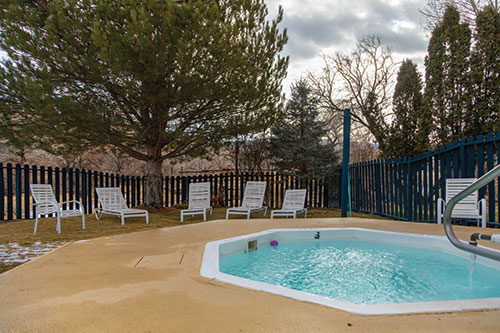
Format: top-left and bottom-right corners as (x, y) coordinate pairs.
(1, 218), (500, 332)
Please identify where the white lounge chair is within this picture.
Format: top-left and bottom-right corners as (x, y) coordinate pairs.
(95, 187), (149, 225)
(271, 189), (307, 219)
(181, 182), (212, 222)
(226, 181), (268, 219)
(30, 184), (85, 234)
(437, 178), (486, 228)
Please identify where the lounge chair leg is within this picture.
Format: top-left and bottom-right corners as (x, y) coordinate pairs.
(146, 213), (149, 224)
(82, 213), (86, 230)
(34, 215), (39, 234)
(181, 213), (184, 223)
(56, 215), (61, 234)
(203, 211), (206, 221)
(121, 214), (125, 226)
(437, 199), (444, 224)
(226, 210), (229, 220)
(95, 209), (102, 220)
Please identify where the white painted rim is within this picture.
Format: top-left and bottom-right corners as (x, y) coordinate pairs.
(200, 228), (500, 315)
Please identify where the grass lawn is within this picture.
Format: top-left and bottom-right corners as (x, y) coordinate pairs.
(0, 207), (384, 273)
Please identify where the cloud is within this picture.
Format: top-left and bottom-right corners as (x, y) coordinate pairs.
(267, 0), (429, 56)
(265, 0), (430, 93)
(282, 14), (354, 61)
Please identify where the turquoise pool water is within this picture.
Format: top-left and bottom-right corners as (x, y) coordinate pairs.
(219, 240), (500, 305)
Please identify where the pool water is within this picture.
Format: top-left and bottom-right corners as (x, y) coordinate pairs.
(219, 240), (500, 305)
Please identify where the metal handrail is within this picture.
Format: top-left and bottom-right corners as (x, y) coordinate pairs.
(443, 164), (500, 261)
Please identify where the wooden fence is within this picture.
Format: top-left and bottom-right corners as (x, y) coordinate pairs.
(349, 132), (500, 226)
(0, 165), (338, 221)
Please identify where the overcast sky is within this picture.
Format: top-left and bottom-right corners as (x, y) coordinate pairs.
(265, 0), (430, 95)
(1, 0), (430, 97)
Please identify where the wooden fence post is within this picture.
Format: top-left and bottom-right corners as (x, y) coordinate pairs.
(62, 168), (67, 210)
(0, 163), (4, 221)
(24, 165), (30, 219)
(82, 169), (87, 213)
(68, 168), (74, 209)
(15, 164), (22, 220)
(7, 163), (13, 221)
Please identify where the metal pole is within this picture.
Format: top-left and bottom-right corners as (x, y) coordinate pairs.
(341, 108), (351, 217)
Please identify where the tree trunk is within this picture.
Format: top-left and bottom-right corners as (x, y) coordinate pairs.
(234, 142), (240, 176)
(144, 158), (163, 208)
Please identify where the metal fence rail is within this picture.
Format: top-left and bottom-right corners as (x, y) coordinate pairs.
(349, 132), (500, 226)
(0, 165), (339, 221)
(0, 164), (145, 221)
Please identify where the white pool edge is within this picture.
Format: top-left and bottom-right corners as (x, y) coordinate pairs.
(200, 228), (500, 315)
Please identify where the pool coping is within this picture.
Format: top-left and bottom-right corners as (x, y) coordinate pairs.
(200, 227), (500, 315)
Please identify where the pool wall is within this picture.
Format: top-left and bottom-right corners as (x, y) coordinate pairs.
(200, 228), (500, 315)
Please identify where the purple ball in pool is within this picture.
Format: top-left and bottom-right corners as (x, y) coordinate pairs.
(270, 240), (278, 246)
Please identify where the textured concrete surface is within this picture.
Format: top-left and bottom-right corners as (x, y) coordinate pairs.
(1, 218), (500, 332)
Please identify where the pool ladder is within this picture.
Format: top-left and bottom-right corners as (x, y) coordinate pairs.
(443, 164), (500, 261)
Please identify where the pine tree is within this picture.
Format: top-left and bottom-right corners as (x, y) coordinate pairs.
(469, 6), (500, 135)
(270, 80), (339, 178)
(0, 0), (288, 207)
(386, 59), (427, 157)
(424, 5), (472, 147)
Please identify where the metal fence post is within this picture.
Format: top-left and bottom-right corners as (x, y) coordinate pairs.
(341, 108), (351, 217)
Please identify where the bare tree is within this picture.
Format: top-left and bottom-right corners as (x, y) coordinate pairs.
(308, 36), (398, 154)
(420, 0), (500, 32)
(239, 135), (271, 173)
(222, 134), (271, 174)
(82, 148), (145, 175)
(349, 141), (380, 163)
(306, 63), (345, 144)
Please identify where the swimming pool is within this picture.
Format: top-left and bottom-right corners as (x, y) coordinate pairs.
(200, 228), (500, 315)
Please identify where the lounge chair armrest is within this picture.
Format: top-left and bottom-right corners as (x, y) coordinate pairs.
(61, 200), (82, 205)
(61, 200), (84, 210)
(478, 198), (486, 213)
(437, 198), (445, 210)
(436, 198), (445, 224)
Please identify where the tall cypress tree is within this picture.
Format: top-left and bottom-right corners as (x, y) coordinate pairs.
(424, 15), (446, 147)
(386, 59), (427, 157)
(270, 80), (339, 177)
(424, 6), (472, 147)
(470, 6), (500, 135)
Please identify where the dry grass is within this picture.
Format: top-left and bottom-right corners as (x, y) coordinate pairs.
(0, 207), (383, 273)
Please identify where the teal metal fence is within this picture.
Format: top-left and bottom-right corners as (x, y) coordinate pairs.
(349, 132), (500, 226)
(0, 165), (337, 221)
